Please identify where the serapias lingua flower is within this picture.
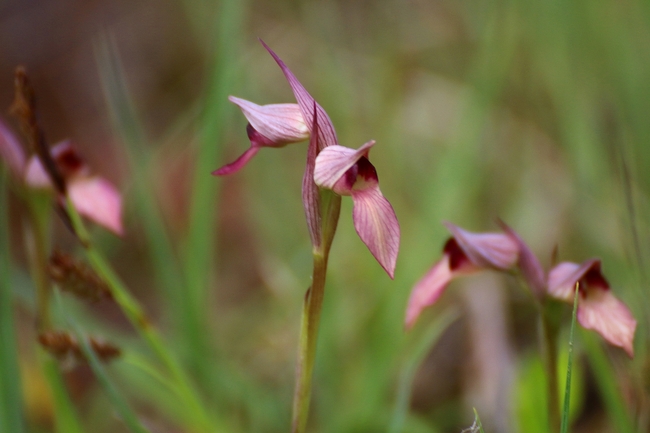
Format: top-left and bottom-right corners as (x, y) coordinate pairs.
(0, 121), (123, 235)
(405, 222), (518, 328)
(406, 221), (637, 357)
(212, 97), (309, 176)
(314, 141), (400, 278)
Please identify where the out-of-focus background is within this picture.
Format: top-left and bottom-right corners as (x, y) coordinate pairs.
(2, 0), (650, 432)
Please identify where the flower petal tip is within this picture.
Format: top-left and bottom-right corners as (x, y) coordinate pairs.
(68, 177), (124, 236)
(212, 146), (260, 176)
(351, 185), (400, 279)
(405, 255), (453, 330)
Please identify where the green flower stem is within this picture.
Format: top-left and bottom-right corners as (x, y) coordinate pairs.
(63, 198), (217, 433)
(540, 303), (561, 432)
(291, 191), (341, 433)
(292, 253), (327, 433)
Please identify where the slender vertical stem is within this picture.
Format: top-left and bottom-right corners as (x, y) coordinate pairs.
(291, 190), (340, 433)
(292, 254), (327, 433)
(540, 306), (561, 432)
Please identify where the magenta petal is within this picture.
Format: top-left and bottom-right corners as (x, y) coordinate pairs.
(212, 146), (261, 176)
(228, 97), (309, 146)
(0, 121), (26, 178)
(578, 289), (637, 357)
(547, 260), (600, 301)
(405, 255), (454, 329)
(260, 40), (338, 150)
(499, 222), (546, 298)
(68, 176), (123, 235)
(351, 184), (400, 278)
(444, 222), (518, 270)
(313, 142), (375, 190)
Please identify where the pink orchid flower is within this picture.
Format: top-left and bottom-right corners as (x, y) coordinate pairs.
(211, 97), (310, 176)
(405, 222), (518, 328)
(0, 121), (123, 235)
(406, 221), (637, 357)
(501, 222), (637, 356)
(214, 41), (401, 275)
(313, 140), (400, 278)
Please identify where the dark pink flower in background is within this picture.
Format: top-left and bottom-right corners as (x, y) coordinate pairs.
(0, 122), (123, 235)
(406, 221), (638, 357)
(405, 223), (518, 328)
(548, 259), (637, 357)
(314, 140), (400, 278)
(212, 97), (309, 176)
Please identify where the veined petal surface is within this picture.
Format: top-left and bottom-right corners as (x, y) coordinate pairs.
(313, 141), (375, 190)
(351, 183), (399, 278)
(260, 40), (338, 150)
(228, 97), (309, 145)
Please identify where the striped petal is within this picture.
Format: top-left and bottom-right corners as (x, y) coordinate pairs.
(260, 40), (338, 150)
(228, 97), (309, 146)
(313, 142), (375, 192)
(351, 182), (400, 278)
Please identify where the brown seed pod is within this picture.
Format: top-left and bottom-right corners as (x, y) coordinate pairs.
(38, 330), (121, 363)
(49, 250), (112, 302)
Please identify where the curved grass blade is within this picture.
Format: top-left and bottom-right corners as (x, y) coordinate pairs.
(389, 308), (459, 433)
(560, 283), (579, 433)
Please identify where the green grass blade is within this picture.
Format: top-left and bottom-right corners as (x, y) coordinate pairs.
(42, 356), (84, 433)
(560, 284), (579, 433)
(473, 408), (486, 433)
(389, 309), (459, 433)
(94, 35), (186, 325)
(0, 169), (26, 433)
(181, 0), (245, 378)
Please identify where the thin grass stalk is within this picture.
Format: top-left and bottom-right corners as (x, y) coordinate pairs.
(0, 169), (26, 433)
(389, 309), (459, 433)
(560, 284), (579, 433)
(94, 35), (185, 333)
(55, 290), (150, 433)
(182, 0), (245, 380)
(62, 198), (218, 433)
